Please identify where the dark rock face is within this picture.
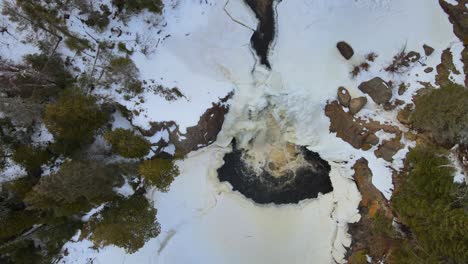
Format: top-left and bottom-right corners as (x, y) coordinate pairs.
(347, 158), (394, 262)
(217, 141), (333, 204)
(136, 93), (233, 156)
(424, 67), (434, 73)
(349, 96), (367, 114)
(374, 139), (404, 162)
(358, 77), (392, 105)
(170, 93), (232, 155)
(404, 51), (421, 63)
(337, 41), (354, 60)
(337, 87), (351, 107)
(439, 0), (468, 87)
(325, 101), (402, 150)
(325, 101), (374, 149)
(439, 0), (468, 45)
(423, 44), (435, 56)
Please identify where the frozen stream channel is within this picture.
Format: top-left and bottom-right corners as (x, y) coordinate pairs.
(61, 0), (456, 263)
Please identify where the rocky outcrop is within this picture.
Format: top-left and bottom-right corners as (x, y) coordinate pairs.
(337, 41), (354, 60)
(358, 77), (392, 105)
(325, 101), (373, 149)
(349, 97), (367, 114)
(325, 101), (401, 150)
(347, 159), (394, 263)
(352, 158), (392, 213)
(170, 93), (232, 155)
(436, 48), (460, 87)
(405, 51), (421, 63)
(374, 138), (404, 162)
(337, 87), (351, 107)
(397, 105), (412, 125)
(439, 0), (468, 45)
(424, 67), (434, 73)
(136, 93), (233, 156)
(439, 0), (468, 87)
(423, 44), (435, 56)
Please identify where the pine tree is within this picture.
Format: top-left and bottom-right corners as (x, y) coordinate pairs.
(391, 146), (468, 263)
(138, 158), (179, 192)
(82, 195), (160, 253)
(104, 128), (151, 158)
(43, 89), (108, 154)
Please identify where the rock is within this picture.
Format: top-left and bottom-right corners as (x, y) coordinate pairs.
(397, 108), (411, 125)
(349, 96), (367, 114)
(139, 93), (233, 156)
(424, 67), (433, 73)
(171, 93), (232, 155)
(325, 101), (402, 150)
(436, 48), (460, 87)
(358, 77), (393, 105)
(347, 158), (394, 263)
(405, 51), (421, 63)
(398, 83), (407, 96)
(337, 41), (354, 60)
(364, 133), (379, 146)
(352, 158), (391, 208)
(423, 44), (434, 56)
(325, 101), (377, 149)
(439, 1), (468, 45)
(337, 87), (351, 107)
(374, 139), (404, 162)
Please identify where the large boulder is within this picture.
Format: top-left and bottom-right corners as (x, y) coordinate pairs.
(325, 101), (375, 149)
(349, 96), (367, 114)
(336, 41), (354, 60)
(337, 87), (351, 107)
(358, 77), (392, 105)
(325, 101), (402, 150)
(374, 139), (404, 162)
(423, 44), (434, 56)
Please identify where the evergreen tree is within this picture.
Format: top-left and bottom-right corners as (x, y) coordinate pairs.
(11, 145), (51, 177)
(24, 160), (122, 216)
(82, 195), (160, 253)
(43, 89), (108, 154)
(104, 128), (151, 158)
(138, 158), (179, 192)
(392, 146), (468, 263)
(411, 83), (468, 146)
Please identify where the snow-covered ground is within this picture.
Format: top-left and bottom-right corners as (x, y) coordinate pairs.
(22, 0), (461, 263)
